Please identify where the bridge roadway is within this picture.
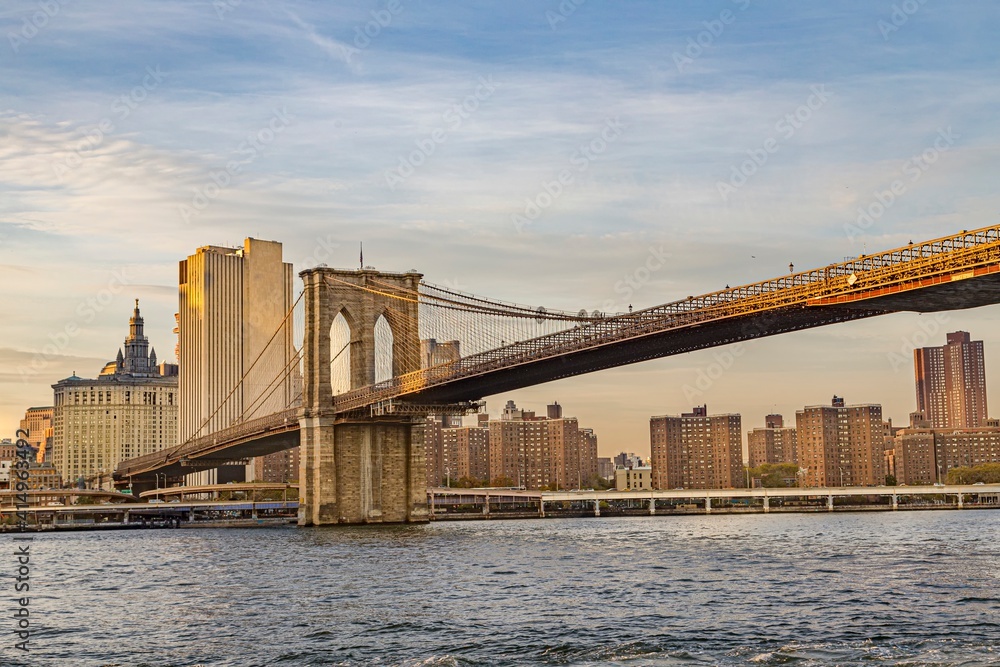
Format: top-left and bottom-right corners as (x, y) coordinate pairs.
(0, 489), (137, 505)
(115, 226), (1000, 488)
(429, 484), (1000, 515)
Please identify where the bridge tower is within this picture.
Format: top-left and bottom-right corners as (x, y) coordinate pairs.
(298, 267), (428, 526)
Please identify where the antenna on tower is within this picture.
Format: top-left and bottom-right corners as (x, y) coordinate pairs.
(360, 242), (364, 269)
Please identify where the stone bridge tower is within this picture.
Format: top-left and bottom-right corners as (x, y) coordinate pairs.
(298, 267), (428, 526)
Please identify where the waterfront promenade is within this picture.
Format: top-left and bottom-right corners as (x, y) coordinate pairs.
(3, 484), (998, 531)
(429, 484), (1000, 519)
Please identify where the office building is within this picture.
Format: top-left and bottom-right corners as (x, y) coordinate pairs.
(178, 238), (297, 484)
(19, 407), (53, 459)
(51, 301), (178, 487)
(914, 331), (988, 428)
(649, 405), (743, 490)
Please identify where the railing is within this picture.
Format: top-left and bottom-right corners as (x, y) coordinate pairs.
(333, 225), (1000, 412)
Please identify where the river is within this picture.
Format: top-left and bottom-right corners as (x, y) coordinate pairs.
(7, 510), (999, 666)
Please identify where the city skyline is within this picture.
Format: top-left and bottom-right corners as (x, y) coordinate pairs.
(4, 292), (998, 460)
(4, 1), (1000, 457)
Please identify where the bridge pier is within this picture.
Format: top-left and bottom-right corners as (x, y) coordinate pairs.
(763, 496), (770, 513)
(593, 499), (600, 516)
(705, 496), (711, 514)
(892, 493), (898, 510)
(299, 416), (428, 526)
(827, 495), (834, 511)
(957, 492), (963, 509)
(299, 267), (428, 527)
(539, 499), (545, 518)
(649, 497), (655, 515)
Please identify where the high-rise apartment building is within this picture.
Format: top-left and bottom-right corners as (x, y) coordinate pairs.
(178, 238), (298, 484)
(796, 396), (884, 487)
(255, 446), (300, 484)
(51, 302), (178, 487)
(746, 413), (798, 468)
(490, 401), (553, 489)
(423, 401), (598, 490)
(443, 424), (490, 483)
(893, 410), (1000, 484)
(425, 418), (476, 487)
(649, 405), (743, 490)
(914, 331), (988, 428)
(892, 429), (936, 485)
(579, 428), (599, 486)
(934, 429), (1000, 476)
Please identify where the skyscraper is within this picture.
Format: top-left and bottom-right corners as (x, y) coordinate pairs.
(914, 331), (988, 428)
(178, 238), (297, 484)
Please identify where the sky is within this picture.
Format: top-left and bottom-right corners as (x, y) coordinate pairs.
(2, 0), (1000, 457)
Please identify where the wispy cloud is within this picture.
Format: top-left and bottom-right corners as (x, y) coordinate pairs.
(2, 0), (1000, 450)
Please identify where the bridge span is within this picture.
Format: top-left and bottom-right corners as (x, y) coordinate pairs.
(114, 225), (1000, 525)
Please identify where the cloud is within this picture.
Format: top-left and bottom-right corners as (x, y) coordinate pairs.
(2, 0), (1000, 452)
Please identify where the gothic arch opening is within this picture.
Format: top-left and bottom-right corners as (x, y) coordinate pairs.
(374, 313), (394, 384)
(330, 312), (351, 395)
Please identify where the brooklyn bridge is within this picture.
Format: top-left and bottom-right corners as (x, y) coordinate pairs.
(114, 225), (1000, 525)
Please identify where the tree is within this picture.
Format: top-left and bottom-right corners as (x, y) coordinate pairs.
(586, 474), (614, 491)
(885, 474), (897, 487)
(946, 463), (1000, 484)
(748, 463), (800, 488)
(489, 476), (515, 488)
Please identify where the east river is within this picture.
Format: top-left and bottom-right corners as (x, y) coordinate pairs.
(7, 511), (999, 666)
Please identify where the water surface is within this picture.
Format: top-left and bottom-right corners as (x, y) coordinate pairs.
(7, 511), (1000, 666)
